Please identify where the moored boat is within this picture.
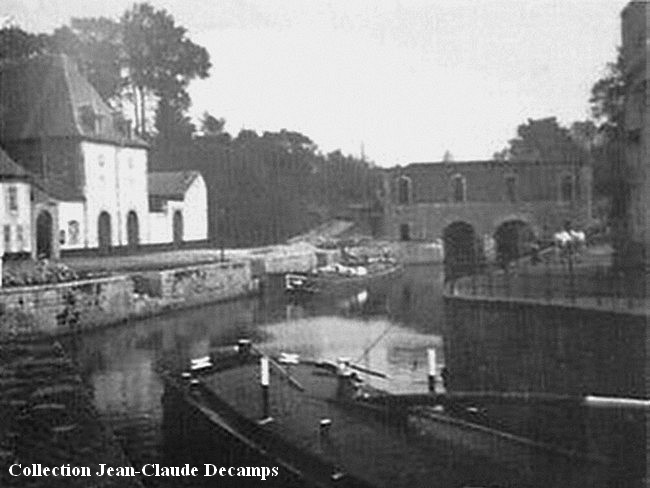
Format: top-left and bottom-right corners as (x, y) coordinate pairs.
(161, 341), (615, 488)
(285, 260), (402, 295)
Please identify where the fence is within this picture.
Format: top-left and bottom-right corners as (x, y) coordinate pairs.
(448, 253), (648, 313)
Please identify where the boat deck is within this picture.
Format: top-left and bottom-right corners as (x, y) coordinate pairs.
(198, 360), (519, 488)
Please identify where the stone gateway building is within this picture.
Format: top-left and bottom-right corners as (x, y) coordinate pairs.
(381, 158), (591, 265)
(0, 55), (208, 258)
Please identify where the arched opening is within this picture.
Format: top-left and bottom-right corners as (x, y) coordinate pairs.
(36, 211), (53, 258)
(126, 211), (139, 249)
(443, 221), (483, 279)
(173, 210), (183, 247)
(397, 176), (412, 205)
(494, 220), (536, 265)
(399, 223), (411, 241)
(97, 211), (112, 255)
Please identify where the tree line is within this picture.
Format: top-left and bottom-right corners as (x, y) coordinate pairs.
(0, 5), (625, 245)
(0, 5), (381, 247)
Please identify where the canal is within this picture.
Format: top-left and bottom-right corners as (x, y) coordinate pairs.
(65, 264), (647, 487)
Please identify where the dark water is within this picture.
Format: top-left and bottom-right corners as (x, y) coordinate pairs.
(67, 265), (647, 487)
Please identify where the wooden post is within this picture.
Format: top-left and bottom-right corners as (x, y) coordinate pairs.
(427, 348), (437, 393)
(260, 356), (271, 422)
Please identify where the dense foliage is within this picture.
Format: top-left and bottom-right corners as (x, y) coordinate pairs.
(0, 8), (380, 247)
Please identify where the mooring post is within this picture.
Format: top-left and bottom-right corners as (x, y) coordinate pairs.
(259, 356), (272, 423)
(427, 348), (437, 393)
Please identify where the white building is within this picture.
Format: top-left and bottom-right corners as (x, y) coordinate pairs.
(0, 55), (207, 256)
(148, 171), (208, 245)
(0, 148), (33, 256)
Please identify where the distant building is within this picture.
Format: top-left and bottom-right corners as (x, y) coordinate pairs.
(148, 171), (208, 246)
(0, 54), (207, 257)
(0, 147), (35, 256)
(381, 159), (591, 265)
(620, 1), (649, 268)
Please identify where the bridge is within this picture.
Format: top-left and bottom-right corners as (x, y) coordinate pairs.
(380, 160), (592, 267)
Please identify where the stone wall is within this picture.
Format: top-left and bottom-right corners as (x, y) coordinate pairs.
(133, 260), (257, 310)
(249, 244), (317, 274)
(0, 259), (259, 337)
(0, 275), (134, 336)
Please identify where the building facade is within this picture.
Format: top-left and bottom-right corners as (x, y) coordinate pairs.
(0, 55), (207, 257)
(620, 0), (649, 268)
(382, 159), (592, 264)
(148, 171), (208, 245)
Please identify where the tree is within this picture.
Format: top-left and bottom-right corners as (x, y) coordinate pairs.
(0, 27), (49, 61)
(121, 3), (211, 136)
(200, 112), (226, 136)
(49, 18), (124, 103)
(588, 53), (626, 220)
(590, 53), (624, 132)
(506, 117), (587, 163)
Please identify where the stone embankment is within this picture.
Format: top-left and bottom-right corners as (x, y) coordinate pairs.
(0, 243), (325, 338)
(0, 341), (143, 488)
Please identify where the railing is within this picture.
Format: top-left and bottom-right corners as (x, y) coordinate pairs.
(447, 252), (648, 313)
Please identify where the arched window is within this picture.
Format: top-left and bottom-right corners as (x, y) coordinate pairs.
(505, 175), (517, 203)
(127, 211), (139, 249)
(452, 174), (466, 203)
(560, 174), (574, 202)
(397, 176), (412, 205)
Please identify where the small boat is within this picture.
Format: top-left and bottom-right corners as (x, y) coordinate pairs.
(161, 342), (614, 488)
(285, 260), (402, 295)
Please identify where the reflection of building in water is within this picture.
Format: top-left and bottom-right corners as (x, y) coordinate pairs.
(385, 265), (446, 331)
(445, 299), (647, 485)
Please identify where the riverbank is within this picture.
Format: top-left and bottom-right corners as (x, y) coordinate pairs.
(445, 245), (649, 316)
(0, 243), (330, 338)
(0, 340), (143, 488)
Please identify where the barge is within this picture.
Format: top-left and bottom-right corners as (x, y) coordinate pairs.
(160, 341), (617, 488)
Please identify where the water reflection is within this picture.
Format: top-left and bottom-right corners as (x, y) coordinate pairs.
(66, 264), (647, 487)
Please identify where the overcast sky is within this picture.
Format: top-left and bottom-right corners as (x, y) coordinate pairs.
(4, 0), (629, 166)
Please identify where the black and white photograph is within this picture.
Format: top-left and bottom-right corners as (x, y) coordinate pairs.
(0, 1), (647, 486)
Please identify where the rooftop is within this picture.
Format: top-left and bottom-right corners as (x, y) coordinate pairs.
(148, 170), (202, 200)
(0, 54), (146, 148)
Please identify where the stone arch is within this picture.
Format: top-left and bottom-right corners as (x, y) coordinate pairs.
(36, 210), (53, 258)
(97, 211), (112, 254)
(494, 219), (536, 265)
(173, 210), (183, 247)
(126, 211), (139, 249)
(443, 221), (484, 278)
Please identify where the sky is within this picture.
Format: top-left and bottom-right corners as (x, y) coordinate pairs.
(3, 0), (630, 166)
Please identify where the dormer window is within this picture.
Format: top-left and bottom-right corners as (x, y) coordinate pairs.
(8, 186), (18, 212)
(79, 105), (97, 133)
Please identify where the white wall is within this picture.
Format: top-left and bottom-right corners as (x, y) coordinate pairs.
(147, 175), (208, 245)
(183, 175), (208, 241)
(57, 201), (85, 250)
(81, 141), (149, 248)
(0, 181), (32, 254)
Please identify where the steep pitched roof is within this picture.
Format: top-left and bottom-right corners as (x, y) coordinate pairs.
(0, 146), (30, 180)
(0, 54), (146, 148)
(148, 171), (202, 200)
(0, 145), (82, 201)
